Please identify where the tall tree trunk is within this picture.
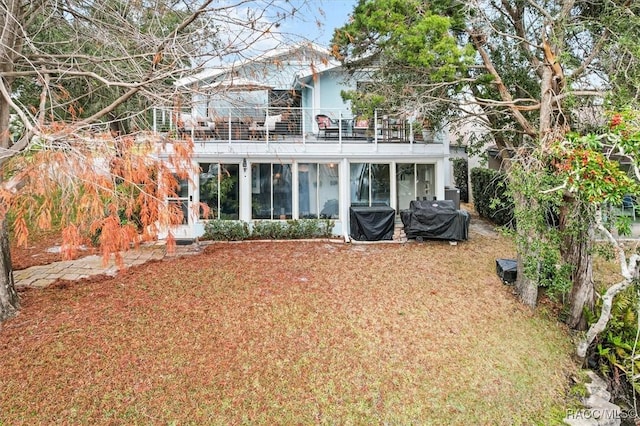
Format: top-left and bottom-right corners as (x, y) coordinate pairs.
(515, 246), (539, 307)
(0, 0), (21, 149)
(0, 218), (19, 322)
(513, 191), (539, 307)
(565, 237), (594, 330)
(560, 199), (595, 330)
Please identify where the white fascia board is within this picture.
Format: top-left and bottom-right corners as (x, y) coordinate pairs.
(176, 43), (334, 88)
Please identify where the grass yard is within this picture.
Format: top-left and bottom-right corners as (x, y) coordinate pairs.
(0, 232), (576, 425)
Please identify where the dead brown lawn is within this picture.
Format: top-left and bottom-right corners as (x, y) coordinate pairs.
(0, 232), (576, 425)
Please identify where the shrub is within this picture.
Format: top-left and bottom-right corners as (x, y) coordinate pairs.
(252, 219), (335, 239)
(470, 167), (514, 226)
(203, 219), (336, 241)
(202, 220), (250, 241)
(251, 220), (285, 239)
(286, 219), (334, 239)
(586, 286), (640, 395)
(451, 158), (469, 203)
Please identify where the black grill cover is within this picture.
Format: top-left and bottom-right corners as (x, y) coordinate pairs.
(401, 200), (470, 241)
(350, 206), (395, 241)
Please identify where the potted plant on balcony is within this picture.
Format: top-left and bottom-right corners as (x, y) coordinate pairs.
(412, 120), (423, 141)
(412, 116), (434, 142)
(421, 118), (434, 142)
(340, 90), (385, 141)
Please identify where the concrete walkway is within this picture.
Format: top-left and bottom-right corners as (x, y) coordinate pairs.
(14, 243), (203, 290)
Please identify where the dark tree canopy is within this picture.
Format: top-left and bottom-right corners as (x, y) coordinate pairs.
(331, 0), (640, 146)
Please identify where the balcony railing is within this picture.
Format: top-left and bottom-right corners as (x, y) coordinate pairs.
(152, 107), (441, 144)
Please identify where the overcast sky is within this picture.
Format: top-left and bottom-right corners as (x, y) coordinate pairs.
(192, 0), (357, 69)
(281, 0), (356, 46)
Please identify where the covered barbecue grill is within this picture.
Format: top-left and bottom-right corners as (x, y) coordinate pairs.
(349, 206), (396, 241)
(400, 200), (470, 241)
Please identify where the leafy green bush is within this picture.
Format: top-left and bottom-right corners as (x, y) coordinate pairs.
(203, 219), (335, 241)
(470, 167), (514, 226)
(586, 285), (640, 394)
(252, 219), (334, 239)
(451, 158), (469, 203)
(286, 219), (334, 238)
(202, 220), (250, 241)
(251, 220), (285, 239)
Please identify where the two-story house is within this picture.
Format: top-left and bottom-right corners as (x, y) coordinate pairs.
(155, 43), (453, 241)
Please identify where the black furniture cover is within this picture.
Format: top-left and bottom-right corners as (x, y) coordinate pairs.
(400, 200), (470, 241)
(350, 206), (395, 241)
(496, 258), (517, 284)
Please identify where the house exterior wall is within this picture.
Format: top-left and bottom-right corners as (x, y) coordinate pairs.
(317, 70), (353, 114)
(158, 141), (448, 241)
(165, 45), (454, 241)
(297, 69), (356, 135)
(447, 114), (493, 203)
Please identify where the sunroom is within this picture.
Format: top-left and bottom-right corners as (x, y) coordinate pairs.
(162, 150), (446, 241)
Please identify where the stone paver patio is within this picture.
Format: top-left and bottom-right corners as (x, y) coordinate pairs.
(13, 243), (201, 289)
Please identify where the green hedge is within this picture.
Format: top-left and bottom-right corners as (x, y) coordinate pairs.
(203, 219), (335, 241)
(451, 158), (469, 203)
(470, 167), (514, 227)
(202, 220), (250, 241)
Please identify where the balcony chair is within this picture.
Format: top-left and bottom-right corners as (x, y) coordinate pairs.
(352, 118), (370, 139)
(315, 114), (340, 139)
(178, 115), (216, 139)
(621, 194), (637, 221)
(249, 114), (283, 140)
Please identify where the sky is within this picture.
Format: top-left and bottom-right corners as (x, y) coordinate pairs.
(190, 0), (358, 70)
(281, 0), (357, 46)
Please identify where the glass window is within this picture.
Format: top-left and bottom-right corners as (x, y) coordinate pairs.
(371, 164), (390, 206)
(252, 163), (292, 219)
(273, 164), (292, 219)
(199, 163), (239, 220)
(396, 164), (415, 211)
(252, 163), (272, 219)
(417, 164), (435, 201)
(396, 163), (436, 210)
(299, 163), (340, 219)
(350, 163), (369, 207)
(350, 162), (390, 207)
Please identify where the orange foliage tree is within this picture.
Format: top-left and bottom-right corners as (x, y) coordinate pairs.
(2, 133), (196, 261)
(0, 0), (313, 321)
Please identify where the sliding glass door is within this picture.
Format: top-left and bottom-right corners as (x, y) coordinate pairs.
(396, 163), (435, 210)
(350, 163), (391, 207)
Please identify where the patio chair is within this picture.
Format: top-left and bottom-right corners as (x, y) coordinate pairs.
(315, 114), (340, 139)
(352, 118), (370, 139)
(178, 115), (216, 139)
(249, 114), (282, 140)
(622, 194), (637, 221)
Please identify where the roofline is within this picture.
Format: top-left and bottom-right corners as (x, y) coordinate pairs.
(175, 42), (334, 87)
(295, 61), (343, 81)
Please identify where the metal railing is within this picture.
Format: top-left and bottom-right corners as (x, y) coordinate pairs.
(152, 107), (440, 144)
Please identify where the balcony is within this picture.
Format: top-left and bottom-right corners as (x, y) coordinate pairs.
(153, 107), (443, 146)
